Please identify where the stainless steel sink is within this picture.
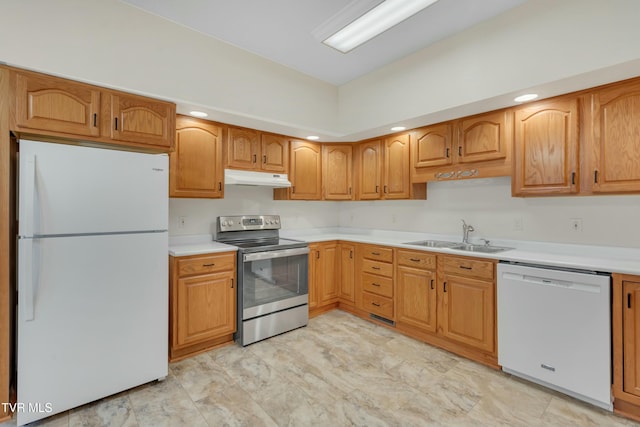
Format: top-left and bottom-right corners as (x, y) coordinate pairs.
(404, 240), (460, 248)
(450, 243), (514, 253)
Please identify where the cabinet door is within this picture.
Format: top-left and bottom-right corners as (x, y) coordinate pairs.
(318, 243), (339, 305)
(175, 271), (235, 348)
(226, 127), (259, 170)
(383, 133), (410, 199)
(513, 97), (579, 196)
(439, 274), (495, 353)
(14, 71), (101, 137)
(323, 144), (353, 200)
(107, 92), (175, 149)
(261, 133), (288, 173)
(356, 140), (382, 200)
(590, 80), (640, 193)
(397, 265), (436, 333)
(458, 110), (508, 164)
(413, 123), (453, 168)
(290, 140), (322, 200)
(170, 116), (223, 198)
(339, 243), (356, 305)
(623, 281), (640, 397)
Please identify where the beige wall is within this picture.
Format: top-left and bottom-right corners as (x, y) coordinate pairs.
(2, 0), (640, 140)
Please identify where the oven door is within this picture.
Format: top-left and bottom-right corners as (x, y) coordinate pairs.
(241, 246), (309, 319)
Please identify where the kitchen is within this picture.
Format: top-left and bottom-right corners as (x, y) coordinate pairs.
(2, 0), (640, 425)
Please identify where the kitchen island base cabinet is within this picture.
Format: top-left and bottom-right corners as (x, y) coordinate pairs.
(169, 252), (236, 361)
(613, 274), (640, 422)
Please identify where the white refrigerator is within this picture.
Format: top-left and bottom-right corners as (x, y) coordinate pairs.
(16, 140), (169, 426)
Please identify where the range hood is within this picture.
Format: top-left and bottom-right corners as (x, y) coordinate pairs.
(224, 169), (291, 188)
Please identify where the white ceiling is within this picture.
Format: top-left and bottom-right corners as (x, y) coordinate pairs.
(122, 0), (528, 86)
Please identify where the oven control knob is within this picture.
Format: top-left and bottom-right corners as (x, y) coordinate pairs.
(274, 218), (280, 224)
(228, 220), (234, 226)
(267, 220), (272, 225)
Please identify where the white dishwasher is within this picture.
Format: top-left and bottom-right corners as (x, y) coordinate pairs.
(497, 262), (612, 410)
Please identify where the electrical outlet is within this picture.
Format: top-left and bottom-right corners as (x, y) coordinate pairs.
(570, 218), (583, 232)
(513, 217), (523, 231)
(178, 216), (186, 229)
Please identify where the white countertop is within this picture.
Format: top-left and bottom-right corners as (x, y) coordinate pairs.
(281, 227), (640, 276)
(168, 234), (237, 256)
(168, 228), (640, 275)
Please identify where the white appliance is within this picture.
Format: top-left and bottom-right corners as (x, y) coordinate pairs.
(16, 140), (169, 426)
(224, 169), (291, 187)
(497, 262), (612, 410)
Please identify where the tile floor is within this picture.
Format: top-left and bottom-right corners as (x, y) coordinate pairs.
(3, 310), (639, 426)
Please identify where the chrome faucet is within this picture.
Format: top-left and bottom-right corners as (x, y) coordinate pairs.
(461, 220), (474, 243)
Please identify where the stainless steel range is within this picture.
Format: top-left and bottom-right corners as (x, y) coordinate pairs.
(216, 215), (309, 346)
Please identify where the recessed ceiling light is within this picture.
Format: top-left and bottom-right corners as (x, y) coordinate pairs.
(391, 126), (406, 132)
(514, 94), (538, 103)
(323, 0), (440, 53)
(189, 111), (208, 118)
(307, 135), (320, 140)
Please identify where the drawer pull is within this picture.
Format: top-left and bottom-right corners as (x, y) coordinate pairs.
(410, 258), (421, 262)
(371, 283), (381, 287)
(203, 263), (216, 267)
(459, 265), (472, 270)
(371, 252), (381, 255)
(372, 302), (381, 307)
(371, 266), (381, 270)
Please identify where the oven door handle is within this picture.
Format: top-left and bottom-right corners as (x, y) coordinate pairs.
(243, 246), (310, 262)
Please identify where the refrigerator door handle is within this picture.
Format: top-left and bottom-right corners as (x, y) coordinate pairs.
(19, 239), (36, 321)
(20, 154), (36, 237)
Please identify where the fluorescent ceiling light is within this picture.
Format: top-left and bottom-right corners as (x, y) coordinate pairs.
(323, 0), (439, 53)
(189, 111), (208, 118)
(307, 135), (320, 140)
(391, 126), (406, 131)
(514, 93), (538, 103)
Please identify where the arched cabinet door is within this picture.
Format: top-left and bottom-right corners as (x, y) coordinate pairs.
(290, 140), (322, 200)
(588, 79), (640, 194)
(512, 97), (579, 196)
(169, 115), (223, 198)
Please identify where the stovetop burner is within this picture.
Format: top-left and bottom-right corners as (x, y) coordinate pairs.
(215, 215), (307, 253)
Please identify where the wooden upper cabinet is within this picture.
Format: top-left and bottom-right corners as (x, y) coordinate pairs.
(170, 115), (223, 198)
(11, 68), (176, 151)
(323, 144), (353, 200)
(512, 97), (579, 196)
(356, 140), (382, 200)
(261, 133), (288, 173)
(226, 126), (259, 170)
(13, 70), (101, 137)
(290, 140), (322, 200)
(383, 133), (410, 199)
(105, 92), (175, 149)
(588, 79), (640, 193)
(226, 128), (288, 173)
(458, 110), (508, 164)
(413, 123), (453, 168)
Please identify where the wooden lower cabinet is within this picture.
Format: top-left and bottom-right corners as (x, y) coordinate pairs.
(396, 250), (437, 333)
(338, 242), (356, 306)
(308, 241), (339, 316)
(613, 274), (640, 421)
(169, 252), (236, 361)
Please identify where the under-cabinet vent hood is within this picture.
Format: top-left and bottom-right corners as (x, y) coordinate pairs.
(224, 169), (291, 188)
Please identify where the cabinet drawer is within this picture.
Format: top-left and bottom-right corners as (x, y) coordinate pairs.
(362, 292), (394, 319)
(361, 245), (393, 262)
(362, 259), (393, 277)
(397, 250), (436, 270)
(362, 272), (393, 298)
(441, 256), (494, 280)
(177, 252), (236, 277)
